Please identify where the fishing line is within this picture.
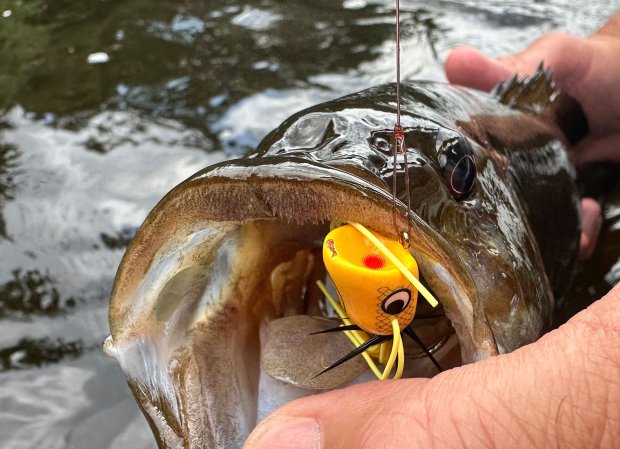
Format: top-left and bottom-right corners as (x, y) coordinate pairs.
(311, 2), (442, 381)
(392, 0), (413, 247)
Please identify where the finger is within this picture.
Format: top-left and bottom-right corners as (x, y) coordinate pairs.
(596, 11), (620, 36)
(445, 46), (512, 91)
(572, 132), (620, 165)
(244, 287), (620, 449)
(244, 379), (430, 449)
(579, 197), (603, 261)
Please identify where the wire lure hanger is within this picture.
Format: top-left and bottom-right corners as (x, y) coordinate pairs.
(311, 1), (442, 382)
(392, 0), (412, 249)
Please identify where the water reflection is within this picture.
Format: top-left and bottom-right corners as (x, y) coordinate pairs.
(100, 228), (136, 250)
(0, 337), (82, 371)
(2, 0), (414, 117)
(0, 106), (224, 332)
(0, 269), (76, 318)
(0, 141), (18, 239)
(0, 106), (225, 447)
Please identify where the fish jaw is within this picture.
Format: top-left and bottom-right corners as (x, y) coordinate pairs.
(104, 157), (499, 448)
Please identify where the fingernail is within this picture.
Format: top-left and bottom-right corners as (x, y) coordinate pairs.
(245, 416), (322, 449)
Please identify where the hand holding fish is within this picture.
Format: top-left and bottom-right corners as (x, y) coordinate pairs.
(445, 13), (620, 260)
(446, 13), (620, 164)
(243, 284), (620, 449)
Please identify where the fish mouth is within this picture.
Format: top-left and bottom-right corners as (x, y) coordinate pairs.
(105, 156), (497, 449)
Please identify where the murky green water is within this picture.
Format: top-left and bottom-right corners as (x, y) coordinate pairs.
(0, 1), (618, 448)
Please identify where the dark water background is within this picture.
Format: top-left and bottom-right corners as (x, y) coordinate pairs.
(0, 1), (618, 448)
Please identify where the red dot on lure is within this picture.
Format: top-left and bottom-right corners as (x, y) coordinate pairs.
(363, 254), (386, 270)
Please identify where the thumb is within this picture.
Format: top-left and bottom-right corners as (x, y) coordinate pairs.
(444, 46), (512, 91)
(244, 285), (620, 449)
(245, 377), (431, 449)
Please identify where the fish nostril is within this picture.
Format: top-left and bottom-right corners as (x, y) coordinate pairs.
(371, 136), (391, 153)
(381, 289), (411, 315)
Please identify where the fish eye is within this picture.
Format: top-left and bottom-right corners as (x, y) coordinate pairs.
(381, 289), (411, 315)
(439, 138), (476, 200)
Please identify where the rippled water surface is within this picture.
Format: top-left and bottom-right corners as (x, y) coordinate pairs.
(1, 1), (618, 448)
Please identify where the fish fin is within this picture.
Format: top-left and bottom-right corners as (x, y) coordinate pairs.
(492, 62), (556, 111)
(492, 63), (588, 144)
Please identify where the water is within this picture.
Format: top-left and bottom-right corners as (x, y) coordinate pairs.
(0, 1), (618, 448)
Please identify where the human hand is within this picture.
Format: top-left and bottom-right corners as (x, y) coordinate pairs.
(243, 284), (620, 449)
(445, 13), (620, 163)
(445, 13), (620, 260)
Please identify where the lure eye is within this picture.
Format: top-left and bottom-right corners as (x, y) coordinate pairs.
(381, 288), (411, 315)
(439, 138), (476, 200)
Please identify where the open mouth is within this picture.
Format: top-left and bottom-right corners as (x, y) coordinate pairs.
(104, 157), (498, 449)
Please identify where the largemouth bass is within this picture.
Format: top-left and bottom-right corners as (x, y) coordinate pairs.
(104, 71), (581, 449)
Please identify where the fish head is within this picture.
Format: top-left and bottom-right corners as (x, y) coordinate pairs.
(104, 82), (578, 448)
(254, 82), (564, 353)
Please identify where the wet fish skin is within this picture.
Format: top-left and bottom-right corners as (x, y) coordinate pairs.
(105, 75), (580, 449)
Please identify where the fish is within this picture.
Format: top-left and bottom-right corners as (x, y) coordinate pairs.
(104, 69), (582, 449)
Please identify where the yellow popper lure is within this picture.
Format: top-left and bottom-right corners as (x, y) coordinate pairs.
(316, 222), (439, 380)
